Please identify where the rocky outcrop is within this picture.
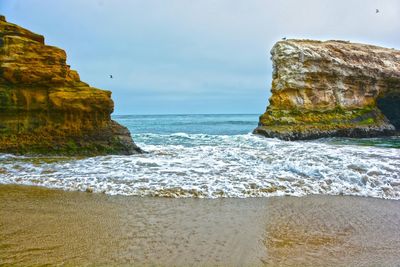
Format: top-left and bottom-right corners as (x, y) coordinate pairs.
(0, 16), (141, 155)
(254, 39), (400, 140)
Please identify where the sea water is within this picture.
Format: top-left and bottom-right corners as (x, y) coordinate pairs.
(0, 114), (399, 199)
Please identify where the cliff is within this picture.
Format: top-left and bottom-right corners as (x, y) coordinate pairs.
(254, 39), (400, 140)
(0, 16), (141, 155)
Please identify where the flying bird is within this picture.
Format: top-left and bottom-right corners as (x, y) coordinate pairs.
(109, 75), (113, 78)
(376, 9), (379, 13)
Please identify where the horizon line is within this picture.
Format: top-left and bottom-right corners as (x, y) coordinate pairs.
(112, 113), (261, 116)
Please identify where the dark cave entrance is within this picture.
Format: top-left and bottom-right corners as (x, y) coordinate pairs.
(377, 93), (400, 130)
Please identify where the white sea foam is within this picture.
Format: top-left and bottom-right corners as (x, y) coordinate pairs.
(0, 134), (399, 199)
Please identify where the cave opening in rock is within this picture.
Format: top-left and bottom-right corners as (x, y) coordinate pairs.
(377, 94), (400, 130)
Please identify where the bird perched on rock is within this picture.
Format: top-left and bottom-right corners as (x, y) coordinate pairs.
(282, 37), (287, 40)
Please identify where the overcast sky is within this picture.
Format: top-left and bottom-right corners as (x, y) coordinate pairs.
(1, 0), (399, 114)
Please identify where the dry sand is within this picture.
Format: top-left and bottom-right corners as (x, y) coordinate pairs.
(1, 184), (400, 266)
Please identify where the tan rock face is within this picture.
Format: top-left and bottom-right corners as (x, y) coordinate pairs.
(254, 40), (400, 140)
(0, 16), (141, 155)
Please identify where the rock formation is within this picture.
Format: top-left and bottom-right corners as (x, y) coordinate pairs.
(254, 39), (400, 140)
(0, 16), (141, 155)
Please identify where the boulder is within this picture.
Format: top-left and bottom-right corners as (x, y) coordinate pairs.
(0, 16), (141, 155)
(254, 39), (400, 140)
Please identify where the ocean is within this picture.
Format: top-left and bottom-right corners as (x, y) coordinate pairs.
(0, 114), (399, 199)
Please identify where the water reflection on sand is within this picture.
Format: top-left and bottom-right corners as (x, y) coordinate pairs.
(1, 185), (399, 266)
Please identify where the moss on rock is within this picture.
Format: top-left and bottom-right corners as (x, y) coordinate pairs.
(0, 16), (141, 155)
(255, 39), (400, 140)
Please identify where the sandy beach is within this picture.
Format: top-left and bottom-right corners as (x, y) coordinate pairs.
(1, 184), (400, 266)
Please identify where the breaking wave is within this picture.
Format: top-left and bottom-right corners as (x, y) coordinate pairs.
(1, 133), (399, 199)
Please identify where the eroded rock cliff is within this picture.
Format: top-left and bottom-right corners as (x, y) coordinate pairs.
(0, 16), (141, 155)
(254, 39), (400, 140)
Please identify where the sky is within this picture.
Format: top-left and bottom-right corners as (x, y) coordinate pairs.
(0, 0), (399, 115)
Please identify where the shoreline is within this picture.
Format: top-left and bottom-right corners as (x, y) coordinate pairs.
(1, 184), (400, 266)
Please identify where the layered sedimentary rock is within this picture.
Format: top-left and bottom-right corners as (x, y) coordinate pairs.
(254, 39), (400, 140)
(0, 16), (141, 155)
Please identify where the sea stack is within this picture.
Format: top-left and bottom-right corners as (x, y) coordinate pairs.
(254, 39), (400, 140)
(0, 16), (141, 155)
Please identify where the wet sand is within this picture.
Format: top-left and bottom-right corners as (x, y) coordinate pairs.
(1, 185), (400, 266)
